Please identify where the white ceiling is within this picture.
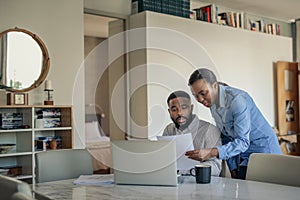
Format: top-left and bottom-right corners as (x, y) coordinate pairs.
(191, 0), (300, 22)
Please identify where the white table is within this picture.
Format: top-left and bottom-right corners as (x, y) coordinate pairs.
(34, 175), (300, 200)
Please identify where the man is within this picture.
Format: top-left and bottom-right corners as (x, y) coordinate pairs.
(163, 90), (222, 176)
(186, 68), (282, 179)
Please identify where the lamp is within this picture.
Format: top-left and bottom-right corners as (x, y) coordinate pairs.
(44, 80), (54, 105)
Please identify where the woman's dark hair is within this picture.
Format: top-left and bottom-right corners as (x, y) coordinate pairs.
(167, 90), (190, 105)
(188, 68), (217, 85)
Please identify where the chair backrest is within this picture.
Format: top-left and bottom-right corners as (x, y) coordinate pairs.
(246, 153), (300, 187)
(11, 192), (36, 200)
(0, 175), (33, 200)
(35, 149), (93, 183)
(219, 160), (231, 177)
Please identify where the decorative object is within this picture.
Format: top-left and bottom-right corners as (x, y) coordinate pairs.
(44, 80), (54, 105)
(0, 144), (16, 154)
(0, 90), (6, 105)
(6, 92), (28, 105)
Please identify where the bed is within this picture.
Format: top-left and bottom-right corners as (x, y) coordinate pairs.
(85, 114), (111, 173)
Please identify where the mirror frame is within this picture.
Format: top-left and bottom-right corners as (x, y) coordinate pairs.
(0, 27), (50, 92)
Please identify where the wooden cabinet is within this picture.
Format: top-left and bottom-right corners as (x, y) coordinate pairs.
(0, 105), (73, 183)
(275, 61), (300, 156)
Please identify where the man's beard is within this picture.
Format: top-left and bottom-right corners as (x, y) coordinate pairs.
(172, 113), (195, 131)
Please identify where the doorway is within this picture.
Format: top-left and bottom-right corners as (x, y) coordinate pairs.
(84, 13), (126, 139)
(84, 12), (126, 174)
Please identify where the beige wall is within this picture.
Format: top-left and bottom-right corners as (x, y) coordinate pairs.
(84, 0), (131, 16)
(129, 11), (293, 138)
(84, 36), (110, 136)
(0, 0), (85, 148)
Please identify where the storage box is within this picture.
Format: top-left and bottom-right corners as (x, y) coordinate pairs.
(36, 136), (62, 150)
(132, 0), (190, 18)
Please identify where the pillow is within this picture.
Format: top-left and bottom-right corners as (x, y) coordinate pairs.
(85, 121), (109, 142)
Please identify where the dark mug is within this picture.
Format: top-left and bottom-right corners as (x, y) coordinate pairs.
(190, 164), (211, 184)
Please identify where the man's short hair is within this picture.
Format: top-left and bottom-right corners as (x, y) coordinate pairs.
(167, 90), (191, 105)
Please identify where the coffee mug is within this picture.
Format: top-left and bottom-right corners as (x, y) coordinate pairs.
(190, 164), (211, 184)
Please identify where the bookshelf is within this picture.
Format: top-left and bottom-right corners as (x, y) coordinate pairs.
(130, 1), (292, 37)
(190, 3), (292, 37)
(0, 105), (73, 183)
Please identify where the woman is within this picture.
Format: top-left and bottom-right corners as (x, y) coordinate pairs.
(185, 68), (281, 179)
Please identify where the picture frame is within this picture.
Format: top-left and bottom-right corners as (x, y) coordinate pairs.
(7, 92), (28, 105)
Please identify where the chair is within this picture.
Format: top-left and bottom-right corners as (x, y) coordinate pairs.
(246, 153), (300, 187)
(219, 160), (231, 177)
(35, 149), (93, 183)
(11, 192), (36, 200)
(0, 175), (33, 200)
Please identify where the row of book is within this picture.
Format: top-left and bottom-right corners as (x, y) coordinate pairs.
(132, 0), (190, 18)
(193, 4), (281, 35)
(249, 19), (280, 35)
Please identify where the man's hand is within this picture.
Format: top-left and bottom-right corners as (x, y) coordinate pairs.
(185, 148), (219, 161)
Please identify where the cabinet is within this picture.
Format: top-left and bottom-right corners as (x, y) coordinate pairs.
(0, 105), (73, 183)
(275, 61), (300, 156)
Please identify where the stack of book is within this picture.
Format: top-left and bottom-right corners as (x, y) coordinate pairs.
(0, 113), (23, 129)
(131, 0), (190, 18)
(36, 108), (61, 128)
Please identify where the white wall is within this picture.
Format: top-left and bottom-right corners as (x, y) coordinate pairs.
(0, 0), (85, 148)
(130, 12), (292, 138)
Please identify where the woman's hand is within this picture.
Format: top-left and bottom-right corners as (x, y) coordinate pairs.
(185, 148), (219, 161)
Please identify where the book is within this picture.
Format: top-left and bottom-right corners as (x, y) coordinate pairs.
(218, 12), (229, 26)
(240, 12), (244, 29)
(235, 12), (240, 28)
(194, 4), (211, 22)
(229, 11), (235, 27)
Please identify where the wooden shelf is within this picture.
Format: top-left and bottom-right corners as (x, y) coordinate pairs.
(34, 127), (72, 131)
(0, 105), (73, 184)
(0, 129), (33, 133)
(0, 152), (32, 157)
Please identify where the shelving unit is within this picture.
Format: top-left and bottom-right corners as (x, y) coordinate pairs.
(190, 2), (292, 38)
(0, 105), (73, 183)
(275, 61), (300, 156)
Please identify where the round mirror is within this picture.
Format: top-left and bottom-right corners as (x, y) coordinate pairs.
(0, 27), (50, 92)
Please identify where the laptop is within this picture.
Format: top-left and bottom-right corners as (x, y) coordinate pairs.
(111, 140), (178, 186)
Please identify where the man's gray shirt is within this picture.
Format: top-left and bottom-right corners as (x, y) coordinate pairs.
(163, 115), (222, 176)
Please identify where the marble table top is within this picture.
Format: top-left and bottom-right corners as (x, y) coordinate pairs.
(33, 175), (300, 200)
